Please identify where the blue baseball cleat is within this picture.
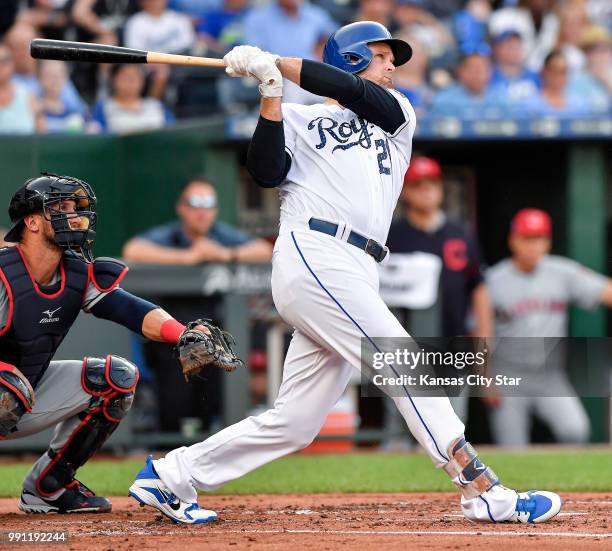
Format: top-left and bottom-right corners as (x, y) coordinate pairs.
(510, 491), (563, 523)
(128, 455), (217, 525)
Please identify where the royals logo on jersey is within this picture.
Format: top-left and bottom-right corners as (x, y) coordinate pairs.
(280, 89), (416, 244)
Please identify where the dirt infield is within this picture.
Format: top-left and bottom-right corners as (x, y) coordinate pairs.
(0, 493), (610, 550)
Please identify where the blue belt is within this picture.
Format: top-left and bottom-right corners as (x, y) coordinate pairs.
(308, 218), (388, 263)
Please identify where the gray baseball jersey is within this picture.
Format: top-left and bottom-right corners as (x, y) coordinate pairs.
(486, 255), (606, 376)
(486, 255), (606, 338)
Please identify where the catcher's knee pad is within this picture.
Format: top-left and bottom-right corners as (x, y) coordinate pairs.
(81, 355), (139, 421)
(443, 437), (498, 499)
(0, 363), (35, 438)
(34, 356), (138, 496)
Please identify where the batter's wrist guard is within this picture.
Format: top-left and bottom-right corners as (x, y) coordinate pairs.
(443, 437), (499, 499)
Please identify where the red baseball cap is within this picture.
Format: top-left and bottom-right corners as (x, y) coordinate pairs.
(511, 208), (552, 237)
(404, 156), (442, 184)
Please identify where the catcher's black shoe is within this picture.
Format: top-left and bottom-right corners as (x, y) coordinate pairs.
(19, 480), (112, 514)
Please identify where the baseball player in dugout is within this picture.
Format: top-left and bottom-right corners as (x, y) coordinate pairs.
(129, 22), (563, 525)
(486, 208), (612, 446)
(0, 173), (241, 514)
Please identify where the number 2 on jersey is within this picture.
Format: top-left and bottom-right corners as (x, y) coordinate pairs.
(375, 139), (391, 175)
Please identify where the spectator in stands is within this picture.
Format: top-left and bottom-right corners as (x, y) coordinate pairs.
(122, 178), (273, 264)
(569, 25), (611, 112)
(486, 208), (612, 446)
(243, 0), (337, 59)
(4, 23), (86, 114)
(489, 0), (559, 71)
(584, 0), (611, 31)
(453, 0), (493, 56)
(0, 2), (19, 38)
(556, 0), (589, 72)
(124, 0), (195, 99)
(39, 60), (90, 133)
(355, 0), (399, 33)
(196, 0), (250, 53)
(490, 29), (540, 104)
(124, 0), (196, 54)
(17, 0), (72, 40)
(92, 64), (174, 133)
(0, 43), (42, 134)
(394, 0), (455, 65)
(430, 48), (513, 119)
(392, 32), (433, 116)
(523, 49), (589, 117)
(72, 0), (137, 45)
(170, 0), (223, 21)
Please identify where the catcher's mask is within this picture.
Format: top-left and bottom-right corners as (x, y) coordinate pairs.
(5, 173), (97, 262)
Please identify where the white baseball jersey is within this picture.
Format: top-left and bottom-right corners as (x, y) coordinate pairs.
(279, 89), (416, 244)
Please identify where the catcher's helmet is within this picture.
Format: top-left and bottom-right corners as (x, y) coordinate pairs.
(323, 21), (412, 74)
(5, 173), (97, 262)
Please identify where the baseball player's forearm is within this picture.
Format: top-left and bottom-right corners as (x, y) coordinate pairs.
(280, 59), (406, 134)
(247, 114), (291, 188)
(142, 308), (183, 342)
(598, 280), (612, 307)
(90, 288), (159, 335)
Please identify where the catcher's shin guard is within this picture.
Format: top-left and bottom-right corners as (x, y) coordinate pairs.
(35, 355), (138, 496)
(443, 437), (499, 499)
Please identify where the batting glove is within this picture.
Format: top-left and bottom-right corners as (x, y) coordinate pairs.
(223, 45), (265, 77)
(247, 55), (283, 97)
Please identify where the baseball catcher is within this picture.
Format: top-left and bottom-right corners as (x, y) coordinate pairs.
(0, 174), (241, 515)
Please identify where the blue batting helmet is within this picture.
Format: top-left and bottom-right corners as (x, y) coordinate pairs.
(323, 21), (412, 74)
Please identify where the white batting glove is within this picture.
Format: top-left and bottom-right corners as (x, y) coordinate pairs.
(223, 45), (265, 77)
(247, 54), (283, 97)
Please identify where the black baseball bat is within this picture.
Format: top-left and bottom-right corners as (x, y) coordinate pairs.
(30, 39), (226, 68)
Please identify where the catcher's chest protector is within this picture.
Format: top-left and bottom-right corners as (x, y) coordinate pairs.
(0, 247), (88, 387)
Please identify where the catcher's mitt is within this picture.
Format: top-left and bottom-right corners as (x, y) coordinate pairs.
(177, 319), (245, 381)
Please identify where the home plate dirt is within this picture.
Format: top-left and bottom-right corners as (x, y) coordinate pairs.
(0, 493), (610, 550)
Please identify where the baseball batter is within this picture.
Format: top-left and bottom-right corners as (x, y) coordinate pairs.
(486, 208), (612, 446)
(130, 22), (562, 525)
(0, 174), (235, 516)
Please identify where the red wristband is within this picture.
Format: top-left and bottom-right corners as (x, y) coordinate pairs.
(160, 319), (186, 344)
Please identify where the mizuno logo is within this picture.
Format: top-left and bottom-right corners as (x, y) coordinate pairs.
(39, 307), (61, 324)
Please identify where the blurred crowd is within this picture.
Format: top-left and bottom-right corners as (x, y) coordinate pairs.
(0, 0), (610, 135)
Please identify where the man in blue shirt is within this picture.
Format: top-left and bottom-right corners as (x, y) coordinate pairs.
(122, 177), (271, 433)
(430, 47), (514, 119)
(490, 30), (540, 104)
(122, 177), (272, 264)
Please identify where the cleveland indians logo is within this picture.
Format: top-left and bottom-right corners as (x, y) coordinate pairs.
(308, 116), (373, 152)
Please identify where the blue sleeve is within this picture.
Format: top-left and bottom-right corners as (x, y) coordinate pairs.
(91, 101), (107, 131)
(90, 288), (159, 335)
(136, 224), (175, 246)
(212, 221), (255, 247)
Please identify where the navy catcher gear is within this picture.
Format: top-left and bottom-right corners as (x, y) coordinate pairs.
(5, 173), (97, 262)
(323, 21), (412, 74)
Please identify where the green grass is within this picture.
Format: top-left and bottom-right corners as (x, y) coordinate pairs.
(0, 449), (610, 497)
